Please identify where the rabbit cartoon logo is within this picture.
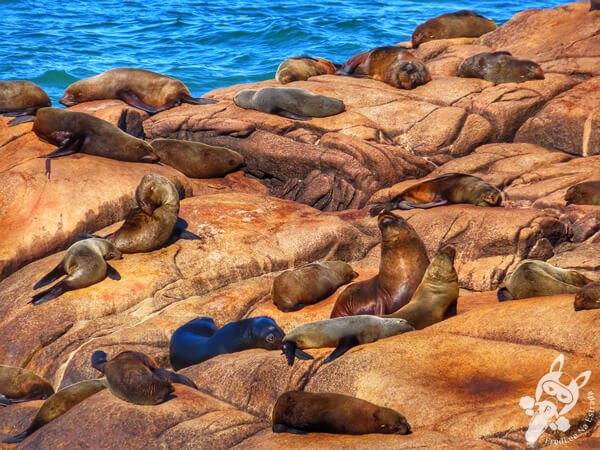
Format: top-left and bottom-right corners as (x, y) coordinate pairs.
(520, 354), (592, 445)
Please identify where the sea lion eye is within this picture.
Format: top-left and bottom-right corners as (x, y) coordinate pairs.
(380, 424), (387, 429)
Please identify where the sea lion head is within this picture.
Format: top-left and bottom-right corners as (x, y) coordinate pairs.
(276, 58), (316, 84)
(510, 59), (544, 82)
(479, 185), (503, 206)
(574, 282), (600, 311)
(388, 60), (432, 89)
(60, 77), (100, 106)
(469, 179), (502, 206)
(324, 261), (359, 283)
(234, 89), (257, 109)
(135, 174), (180, 215)
(411, 20), (443, 47)
(427, 245), (458, 282)
(564, 184), (592, 205)
(377, 211), (419, 244)
(372, 406), (412, 434)
(250, 316), (285, 350)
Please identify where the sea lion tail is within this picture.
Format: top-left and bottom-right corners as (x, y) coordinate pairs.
(91, 350), (108, 373)
(30, 282), (67, 305)
(3, 429), (31, 444)
(497, 287), (514, 302)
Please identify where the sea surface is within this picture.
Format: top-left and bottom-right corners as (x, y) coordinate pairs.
(2, 0), (566, 104)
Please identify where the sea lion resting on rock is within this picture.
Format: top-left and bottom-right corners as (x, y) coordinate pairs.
(0, 366), (54, 406)
(592, 0), (600, 11)
(276, 56), (338, 84)
(369, 173), (502, 216)
(458, 52), (544, 84)
(498, 260), (593, 301)
(282, 316), (413, 366)
(272, 391), (411, 435)
(331, 211), (429, 318)
(60, 68), (217, 113)
(31, 237), (122, 305)
(574, 281), (600, 311)
(337, 46), (431, 90)
(0, 81), (51, 125)
(565, 181), (600, 206)
(412, 10), (497, 47)
(234, 87), (345, 121)
(272, 261), (358, 312)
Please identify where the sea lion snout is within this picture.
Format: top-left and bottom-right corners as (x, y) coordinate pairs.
(59, 92), (77, 106)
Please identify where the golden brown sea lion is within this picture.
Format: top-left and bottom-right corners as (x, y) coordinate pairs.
(331, 211), (429, 318)
(31, 237), (122, 305)
(458, 52), (544, 84)
(0, 81), (51, 125)
(369, 173), (502, 216)
(337, 46), (431, 89)
(574, 281), (600, 311)
(565, 181), (600, 206)
(272, 261), (358, 312)
(0, 366), (54, 406)
(276, 56), (338, 84)
(272, 391), (411, 435)
(60, 68), (217, 113)
(412, 10), (497, 47)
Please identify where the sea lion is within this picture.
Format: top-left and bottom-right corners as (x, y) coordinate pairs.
(272, 261), (358, 312)
(31, 237), (122, 305)
(0, 81), (51, 125)
(330, 211), (429, 318)
(565, 181), (600, 206)
(369, 173), (502, 216)
(0, 366), (54, 406)
(149, 139), (244, 179)
(591, 0), (600, 11)
(385, 245), (459, 329)
(169, 316), (285, 370)
(282, 316), (413, 366)
(60, 68), (217, 113)
(233, 87), (345, 121)
(276, 56), (337, 84)
(412, 10), (497, 47)
(458, 52), (544, 84)
(574, 281), (600, 311)
(272, 391), (411, 435)
(337, 46), (431, 90)
(498, 260), (593, 301)
(3, 379), (107, 444)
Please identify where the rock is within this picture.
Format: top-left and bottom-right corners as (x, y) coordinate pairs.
(550, 240), (600, 281)
(413, 39), (494, 77)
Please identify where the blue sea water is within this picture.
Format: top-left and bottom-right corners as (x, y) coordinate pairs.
(1, 0), (567, 104)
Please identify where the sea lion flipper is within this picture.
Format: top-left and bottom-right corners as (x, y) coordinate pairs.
(396, 199), (449, 210)
(272, 423), (308, 434)
(2, 429), (31, 444)
(497, 287), (513, 302)
(7, 115), (35, 126)
(324, 336), (360, 364)
(117, 90), (160, 114)
(153, 368), (199, 390)
(443, 300), (458, 319)
(33, 262), (65, 290)
(282, 341), (298, 366)
(274, 109), (311, 121)
(31, 281), (67, 305)
(294, 349), (315, 361)
(106, 264), (121, 281)
(369, 202), (392, 217)
(179, 94), (218, 106)
(0, 394), (11, 406)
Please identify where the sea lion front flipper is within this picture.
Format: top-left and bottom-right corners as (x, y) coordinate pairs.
(396, 199), (449, 210)
(7, 115), (35, 126)
(369, 202), (393, 217)
(283, 341), (298, 366)
(106, 264), (121, 281)
(0, 394), (11, 406)
(443, 300), (458, 319)
(324, 335), (360, 364)
(117, 90), (160, 114)
(272, 423), (308, 434)
(171, 218), (200, 243)
(153, 368), (199, 390)
(179, 94), (218, 106)
(294, 349), (314, 361)
(274, 109), (311, 121)
(497, 287), (514, 302)
(33, 262), (65, 289)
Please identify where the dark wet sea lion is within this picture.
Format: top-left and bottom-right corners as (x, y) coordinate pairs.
(412, 10), (497, 47)
(272, 261), (358, 312)
(337, 46), (431, 90)
(0, 81), (51, 125)
(0, 366), (54, 406)
(565, 181), (600, 206)
(234, 87), (345, 120)
(330, 211), (429, 318)
(591, 0), (600, 11)
(31, 237), (122, 305)
(369, 173), (502, 216)
(281, 316), (413, 366)
(3, 379), (107, 444)
(574, 281), (600, 311)
(149, 138), (244, 179)
(276, 56), (338, 84)
(272, 391), (411, 435)
(169, 316), (285, 370)
(458, 52), (544, 84)
(60, 68), (217, 113)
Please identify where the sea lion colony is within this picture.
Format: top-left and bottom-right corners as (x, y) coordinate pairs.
(1, 5), (599, 444)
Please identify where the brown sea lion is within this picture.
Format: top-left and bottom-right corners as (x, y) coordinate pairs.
(233, 87), (345, 120)
(272, 391), (411, 435)
(0, 81), (51, 125)
(565, 181), (600, 206)
(498, 260), (593, 301)
(591, 0), (600, 11)
(331, 211), (429, 318)
(385, 245), (459, 329)
(337, 46), (431, 89)
(3, 379), (107, 444)
(458, 52), (544, 84)
(412, 10), (497, 47)
(60, 68), (217, 113)
(272, 261), (358, 312)
(31, 237), (122, 305)
(369, 173), (502, 216)
(0, 366), (54, 406)
(149, 139), (244, 179)
(574, 281), (600, 311)
(276, 56), (338, 84)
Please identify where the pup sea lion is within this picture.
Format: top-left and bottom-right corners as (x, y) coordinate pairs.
(169, 316), (285, 370)
(273, 261), (358, 312)
(282, 316), (413, 366)
(60, 68), (217, 113)
(3, 379), (107, 444)
(331, 211), (429, 318)
(149, 139), (244, 179)
(234, 87), (345, 121)
(337, 46), (431, 90)
(0, 81), (51, 125)
(276, 56), (337, 84)
(565, 181), (600, 206)
(574, 281), (600, 311)
(31, 238), (122, 305)
(592, 0), (600, 11)
(0, 366), (54, 406)
(458, 52), (544, 84)
(369, 173), (502, 216)
(272, 391), (411, 435)
(412, 10), (497, 47)
(498, 260), (593, 301)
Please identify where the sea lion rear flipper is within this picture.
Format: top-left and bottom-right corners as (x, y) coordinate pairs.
(77, 233), (104, 240)
(324, 335), (360, 364)
(33, 262), (65, 289)
(272, 424), (308, 434)
(31, 282), (68, 305)
(153, 368), (199, 390)
(497, 287), (514, 302)
(117, 90), (160, 114)
(171, 218), (200, 242)
(7, 115), (35, 126)
(2, 429), (32, 444)
(274, 109), (311, 121)
(106, 264), (121, 281)
(179, 94), (218, 106)
(396, 199), (449, 210)
(0, 394), (11, 406)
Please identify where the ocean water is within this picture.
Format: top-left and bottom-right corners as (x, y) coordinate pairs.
(2, 0), (567, 104)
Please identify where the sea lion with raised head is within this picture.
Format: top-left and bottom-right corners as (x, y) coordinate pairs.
(0, 81), (51, 125)
(60, 68), (217, 113)
(369, 173), (502, 216)
(31, 237), (122, 305)
(0, 366), (54, 406)
(574, 281), (600, 311)
(412, 10), (497, 48)
(330, 211), (429, 318)
(272, 391), (411, 435)
(234, 87), (345, 121)
(565, 181), (600, 206)
(458, 52), (544, 84)
(273, 261), (358, 312)
(276, 56), (338, 84)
